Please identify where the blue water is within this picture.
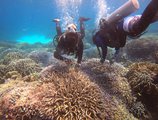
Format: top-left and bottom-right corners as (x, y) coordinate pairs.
(0, 0), (157, 44)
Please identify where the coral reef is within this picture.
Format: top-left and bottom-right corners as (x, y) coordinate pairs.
(126, 62), (158, 120)
(6, 58), (42, 77)
(28, 51), (53, 66)
(81, 59), (132, 103)
(0, 41), (15, 48)
(0, 64), (7, 78)
(81, 59), (151, 119)
(126, 62), (158, 94)
(83, 47), (114, 60)
(15, 42), (52, 53)
(83, 47), (99, 58)
(0, 48), (25, 60)
(2, 52), (25, 64)
(0, 63), (137, 120)
(84, 42), (92, 49)
(125, 37), (158, 62)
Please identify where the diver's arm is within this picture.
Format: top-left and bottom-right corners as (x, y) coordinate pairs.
(77, 41), (83, 64)
(56, 22), (62, 36)
(100, 45), (107, 63)
(132, 0), (158, 35)
(114, 48), (120, 57)
(79, 21), (85, 39)
(54, 47), (71, 62)
(54, 48), (64, 61)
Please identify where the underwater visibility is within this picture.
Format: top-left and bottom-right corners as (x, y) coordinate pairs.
(0, 0), (158, 119)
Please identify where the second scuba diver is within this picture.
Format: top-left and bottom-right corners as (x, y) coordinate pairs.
(93, 0), (158, 63)
(53, 17), (90, 65)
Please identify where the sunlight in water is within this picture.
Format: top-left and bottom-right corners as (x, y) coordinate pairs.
(55, 0), (82, 30)
(95, 0), (107, 28)
(17, 35), (51, 44)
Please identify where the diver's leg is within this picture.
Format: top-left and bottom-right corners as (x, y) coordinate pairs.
(79, 19), (85, 39)
(53, 19), (62, 36)
(56, 22), (62, 36)
(133, 0), (158, 34)
(79, 17), (90, 38)
(76, 40), (83, 64)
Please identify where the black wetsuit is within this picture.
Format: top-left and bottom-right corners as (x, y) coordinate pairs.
(93, 0), (158, 63)
(54, 32), (83, 63)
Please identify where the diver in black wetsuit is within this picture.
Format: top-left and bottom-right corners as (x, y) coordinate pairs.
(53, 17), (90, 64)
(93, 0), (158, 63)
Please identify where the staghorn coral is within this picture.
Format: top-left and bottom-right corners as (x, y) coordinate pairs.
(22, 73), (40, 82)
(40, 65), (110, 119)
(5, 71), (22, 80)
(2, 52), (25, 64)
(126, 62), (158, 120)
(0, 64), (137, 120)
(0, 78), (5, 84)
(81, 59), (134, 105)
(125, 38), (158, 62)
(28, 51), (53, 66)
(129, 101), (150, 119)
(83, 47), (114, 60)
(6, 58), (42, 77)
(126, 62), (158, 94)
(0, 64), (7, 78)
(154, 51), (158, 63)
(0, 48), (25, 60)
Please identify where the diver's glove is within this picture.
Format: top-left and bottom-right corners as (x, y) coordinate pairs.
(75, 63), (81, 68)
(64, 59), (73, 65)
(100, 58), (105, 64)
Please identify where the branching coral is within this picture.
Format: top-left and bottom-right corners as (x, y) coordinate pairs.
(0, 64), (7, 78)
(6, 58), (42, 77)
(2, 52), (25, 64)
(5, 71), (22, 80)
(28, 51), (53, 66)
(40, 65), (110, 119)
(0, 48), (25, 60)
(129, 102), (150, 119)
(125, 38), (158, 62)
(22, 73), (40, 82)
(126, 62), (158, 94)
(81, 59), (134, 105)
(0, 64), (137, 120)
(126, 62), (158, 119)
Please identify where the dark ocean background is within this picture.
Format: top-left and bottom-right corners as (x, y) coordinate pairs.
(0, 0), (157, 44)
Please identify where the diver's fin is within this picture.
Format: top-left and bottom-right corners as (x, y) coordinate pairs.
(107, 0), (139, 24)
(79, 17), (90, 22)
(52, 18), (60, 22)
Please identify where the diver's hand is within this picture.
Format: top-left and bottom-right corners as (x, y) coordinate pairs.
(65, 59), (72, 64)
(109, 58), (115, 64)
(100, 58), (105, 64)
(75, 63), (81, 68)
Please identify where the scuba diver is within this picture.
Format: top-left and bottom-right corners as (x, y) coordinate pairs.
(53, 17), (90, 65)
(93, 0), (158, 63)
